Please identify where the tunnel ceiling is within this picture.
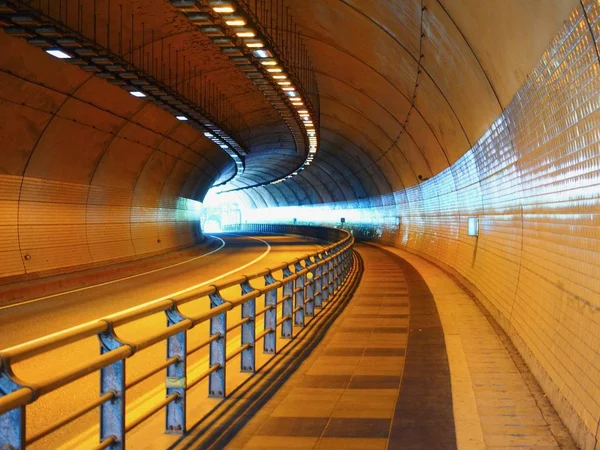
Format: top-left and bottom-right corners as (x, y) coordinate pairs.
(235, 0), (578, 207)
(0, 0), (578, 206)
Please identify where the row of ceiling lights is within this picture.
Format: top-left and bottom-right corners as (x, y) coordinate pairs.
(0, 0), (246, 181)
(172, 0), (318, 185)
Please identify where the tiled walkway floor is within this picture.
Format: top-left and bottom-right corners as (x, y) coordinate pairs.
(222, 244), (574, 450)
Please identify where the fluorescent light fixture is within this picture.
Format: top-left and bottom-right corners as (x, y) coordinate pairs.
(176, 115), (188, 121)
(283, 87), (296, 92)
(236, 30), (256, 38)
(260, 59), (278, 66)
(129, 90), (146, 98)
(266, 67), (282, 73)
(209, 0), (236, 13)
(286, 91), (298, 97)
(245, 39), (264, 48)
(301, 115), (310, 120)
(204, 132), (214, 137)
(272, 75), (287, 80)
(224, 14), (247, 26)
(298, 109), (309, 114)
(278, 81), (291, 86)
(46, 49), (71, 59)
(309, 149), (317, 154)
(253, 49), (273, 58)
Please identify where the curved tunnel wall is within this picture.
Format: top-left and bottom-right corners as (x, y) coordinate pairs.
(239, 5), (600, 448)
(0, 33), (232, 281)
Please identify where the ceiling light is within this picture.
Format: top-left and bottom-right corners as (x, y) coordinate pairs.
(176, 115), (188, 121)
(272, 75), (287, 80)
(209, 1), (235, 13)
(278, 81), (291, 86)
(236, 29), (256, 37)
(245, 39), (264, 48)
(286, 91), (298, 97)
(129, 91), (146, 98)
(253, 49), (273, 58)
(267, 68), (282, 73)
(45, 49), (71, 59)
(224, 14), (247, 26)
(260, 59), (278, 66)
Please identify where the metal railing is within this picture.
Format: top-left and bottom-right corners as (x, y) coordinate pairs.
(0, 225), (355, 449)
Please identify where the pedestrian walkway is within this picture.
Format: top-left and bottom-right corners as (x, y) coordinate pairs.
(181, 243), (575, 450)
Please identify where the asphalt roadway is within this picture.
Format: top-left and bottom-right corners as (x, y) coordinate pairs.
(0, 232), (325, 449)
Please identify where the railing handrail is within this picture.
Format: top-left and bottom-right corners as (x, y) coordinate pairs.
(0, 226), (353, 418)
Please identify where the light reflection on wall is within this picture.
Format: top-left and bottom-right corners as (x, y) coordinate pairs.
(205, 4), (600, 448)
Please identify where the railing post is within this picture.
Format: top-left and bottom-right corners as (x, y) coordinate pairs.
(264, 273), (278, 353)
(328, 250), (335, 298)
(333, 251), (341, 291)
(313, 254), (323, 309)
(99, 327), (127, 450)
(208, 290), (227, 398)
(0, 371), (26, 450)
(304, 257), (315, 317)
(240, 280), (256, 373)
(294, 261), (305, 327)
(282, 266), (294, 338)
(165, 307), (187, 434)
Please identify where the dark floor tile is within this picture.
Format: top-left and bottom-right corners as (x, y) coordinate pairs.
(349, 375), (402, 389)
(256, 417), (329, 437)
(323, 418), (391, 438)
(299, 375), (352, 389)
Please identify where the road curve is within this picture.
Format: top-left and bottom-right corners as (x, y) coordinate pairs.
(0, 232), (325, 450)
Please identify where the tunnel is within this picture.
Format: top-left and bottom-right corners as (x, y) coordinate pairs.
(0, 0), (599, 449)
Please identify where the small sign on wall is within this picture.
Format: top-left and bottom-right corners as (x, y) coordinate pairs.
(467, 217), (479, 236)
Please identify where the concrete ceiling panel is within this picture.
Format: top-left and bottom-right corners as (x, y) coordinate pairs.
(75, 77), (146, 118)
(58, 97), (126, 135)
(25, 116), (113, 184)
(91, 138), (153, 190)
(438, 0), (579, 106)
(0, 32), (89, 94)
(0, 71), (65, 114)
(421, 0), (502, 142)
(0, 101), (51, 175)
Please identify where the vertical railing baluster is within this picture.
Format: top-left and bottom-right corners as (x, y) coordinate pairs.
(304, 256), (314, 317)
(208, 291), (227, 398)
(313, 254), (323, 309)
(99, 327), (127, 450)
(294, 261), (305, 327)
(264, 273), (278, 353)
(328, 250), (335, 298)
(0, 372), (26, 450)
(165, 306), (187, 434)
(282, 266), (293, 338)
(240, 280), (256, 373)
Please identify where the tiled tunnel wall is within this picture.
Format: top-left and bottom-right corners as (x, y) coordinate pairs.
(241, 3), (600, 448)
(0, 33), (232, 281)
(390, 6), (600, 446)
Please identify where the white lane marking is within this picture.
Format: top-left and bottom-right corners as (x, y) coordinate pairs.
(0, 236), (228, 311)
(1, 236), (271, 359)
(102, 236), (271, 320)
